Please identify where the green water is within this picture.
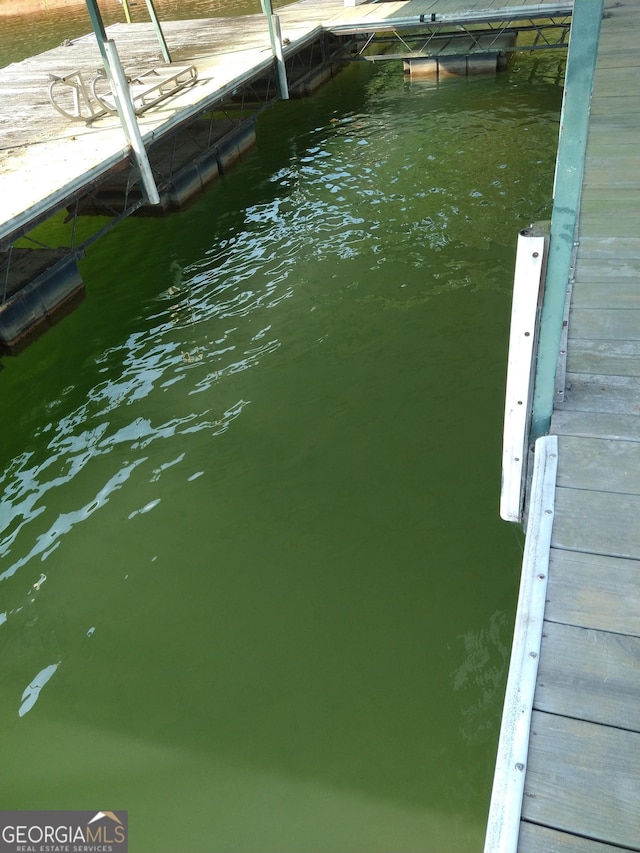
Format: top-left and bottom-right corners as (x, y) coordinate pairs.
(0, 53), (563, 852)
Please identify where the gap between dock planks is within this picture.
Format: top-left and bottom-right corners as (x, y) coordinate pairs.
(519, 817), (638, 853)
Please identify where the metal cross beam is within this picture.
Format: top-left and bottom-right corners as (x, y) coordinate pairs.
(328, 3), (573, 36)
(335, 16), (571, 63)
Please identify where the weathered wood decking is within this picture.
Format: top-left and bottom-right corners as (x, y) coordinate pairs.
(488, 0), (640, 850)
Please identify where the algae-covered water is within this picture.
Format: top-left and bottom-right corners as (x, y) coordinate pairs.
(0, 26), (564, 852)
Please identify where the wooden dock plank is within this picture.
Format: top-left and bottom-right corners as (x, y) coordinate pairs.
(595, 50), (640, 71)
(577, 236), (640, 259)
(568, 306), (640, 341)
(519, 821), (635, 853)
(550, 410), (640, 441)
(589, 111), (640, 130)
(570, 280), (639, 311)
(552, 486), (640, 560)
(586, 141), (640, 161)
(556, 436), (640, 494)
(534, 620), (640, 730)
(574, 256), (640, 284)
(583, 157), (640, 188)
(561, 373), (640, 414)
(590, 67), (640, 99)
(579, 213), (640, 240)
(572, 255), (640, 288)
(590, 99), (640, 126)
(580, 187), (640, 212)
(566, 339), (640, 377)
(522, 711), (640, 851)
(546, 549), (640, 637)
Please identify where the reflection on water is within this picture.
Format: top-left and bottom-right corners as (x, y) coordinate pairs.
(452, 610), (511, 743)
(0, 47), (563, 852)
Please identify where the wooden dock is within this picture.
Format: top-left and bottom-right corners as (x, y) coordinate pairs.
(0, 0), (572, 354)
(0, 0), (571, 246)
(487, 0), (640, 850)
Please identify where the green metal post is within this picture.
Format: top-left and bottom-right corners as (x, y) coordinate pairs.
(529, 0), (604, 440)
(84, 0), (110, 65)
(143, 0), (172, 63)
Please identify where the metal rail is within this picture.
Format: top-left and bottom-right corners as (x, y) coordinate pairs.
(500, 226), (549, 524)
(485, 435), (558, 853)
(329, 3), (573, 35)
(331, 15), (571, 62)
(530, 0), (604, 439)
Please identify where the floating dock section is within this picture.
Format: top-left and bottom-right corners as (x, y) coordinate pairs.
(0, 249), (85, 355)
(403, 32), (517, 78)
(0, 0), (573, 354)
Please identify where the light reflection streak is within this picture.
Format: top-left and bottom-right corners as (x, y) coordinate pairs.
(0, 458), (147, 582)
(18, 662), (60, 718)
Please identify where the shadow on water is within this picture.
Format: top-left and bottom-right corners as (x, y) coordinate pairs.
(0, 55), (562, 852)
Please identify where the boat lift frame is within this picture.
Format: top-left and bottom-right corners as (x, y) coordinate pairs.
(329, 7), (572, 63)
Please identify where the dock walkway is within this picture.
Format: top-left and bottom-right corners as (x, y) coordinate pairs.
(487, 1), (640, 850)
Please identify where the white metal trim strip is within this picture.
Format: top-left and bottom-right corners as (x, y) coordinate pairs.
(485, 434), (558, 853)
(500, 231), (547, 523)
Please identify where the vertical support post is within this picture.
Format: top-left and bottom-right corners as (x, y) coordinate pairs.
(84, 0), (110, 65)
(84, 1), (160, 205)
(2, 244), (13, 304)
(260, 0), (289, 100)
(121, 0), (133, 25)
(143, 0), (171, 63)
(530, 0), (603, 440)
(104, 40), (161, 205)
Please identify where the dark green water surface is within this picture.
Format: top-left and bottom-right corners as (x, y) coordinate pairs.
(0, 50), (564, 852)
